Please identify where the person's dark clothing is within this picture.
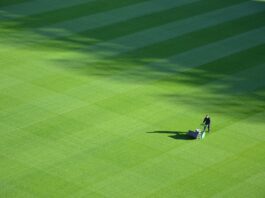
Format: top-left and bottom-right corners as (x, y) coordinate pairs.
(203, 117), (211, 125)
(203, 117), (211, 132)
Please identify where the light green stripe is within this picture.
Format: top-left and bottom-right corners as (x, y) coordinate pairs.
(87, 1), (265, 56)
(38, 0), (199, 37)
(0, 0), (94, 19)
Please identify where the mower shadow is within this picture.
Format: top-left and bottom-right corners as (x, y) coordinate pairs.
(147, 130), (193, 140)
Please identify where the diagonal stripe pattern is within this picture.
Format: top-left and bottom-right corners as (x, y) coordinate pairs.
(0, 0), (265, 197)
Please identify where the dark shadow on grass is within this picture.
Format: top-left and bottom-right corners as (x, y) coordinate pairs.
(0, 0), (264, 123)
(147, 131), (193, 140)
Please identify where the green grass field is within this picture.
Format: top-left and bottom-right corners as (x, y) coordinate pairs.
(1, 0), (265, 197)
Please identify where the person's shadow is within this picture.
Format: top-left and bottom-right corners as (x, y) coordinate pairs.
(147, 130), (193, 140)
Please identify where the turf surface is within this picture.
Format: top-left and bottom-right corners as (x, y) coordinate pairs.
(0, 0), (265, 197)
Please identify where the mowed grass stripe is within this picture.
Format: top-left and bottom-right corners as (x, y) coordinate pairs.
(158, 45), (265, 93)
(0, 107), (100, 150)
(102, 11), (265, 75)
(0, 152), (82, 197)
(0, 0), (30, 7)
(6, 0), (148, 27)
(176, 129), (264, 189)
(0, 103), (58, 129)
(117, 30), (264, 102)
(37, 0), (198, 38)
(212, 169), (265, 197)
(8, 0), (262, 86)
(1, 141), (117, 196)
(85, 1), (265, 57)
(0, 113), (153, 188)
(155, 65), (265, 124)
(167, 27), (265, 69)
(0, 79), (89, 126)
(0, 121), (108, 186)
(2, 0), (245, 50)
(155, 140), (265, 197)
(1, 0), (255, 50)
(87, 156), (200, 197)
(125, 11), (265, 59)
(0, 0), (95, 19)
(0, 122), (98, 168)
(76, 0), (249, 43)
(207, 63), (265, 94)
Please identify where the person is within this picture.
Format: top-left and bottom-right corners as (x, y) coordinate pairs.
(202, 115), (211, 132)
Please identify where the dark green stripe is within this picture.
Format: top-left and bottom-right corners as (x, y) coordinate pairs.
(6, 0), (148, 28)
(3, 0), (249, 45)
(77, 0), (248, 42)
(0, 0), (30, 7)
(80, 13), (265, 76)
(124, 12), (265, 59)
